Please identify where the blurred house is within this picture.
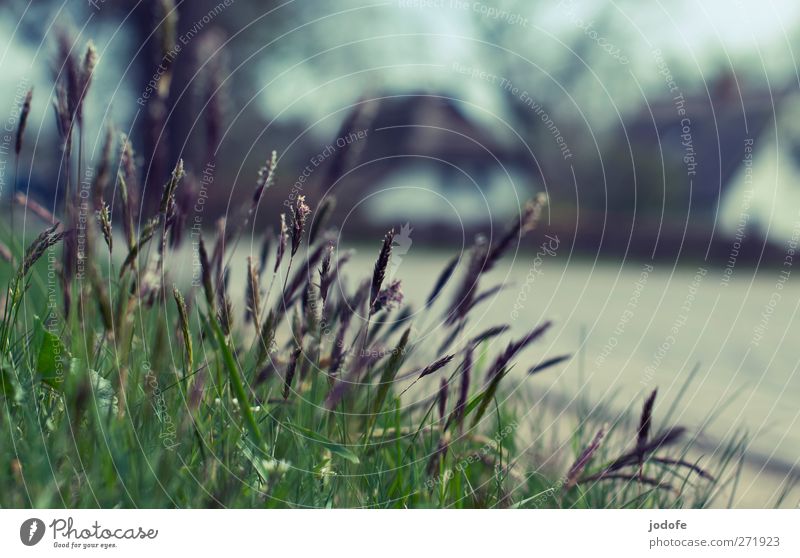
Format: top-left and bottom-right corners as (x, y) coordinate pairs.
(319, 95), (531, 230)
(312, 76), (794, 259)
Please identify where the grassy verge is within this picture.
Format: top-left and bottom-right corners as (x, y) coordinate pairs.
(0, 200), (741, 508)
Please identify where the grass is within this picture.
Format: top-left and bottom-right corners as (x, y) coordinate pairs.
(0, 30), (745, 509)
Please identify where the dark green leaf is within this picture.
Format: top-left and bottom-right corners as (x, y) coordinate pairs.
(35, 320), (69, 390)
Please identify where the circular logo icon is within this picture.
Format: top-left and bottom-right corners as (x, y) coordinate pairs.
(20, 518), (45, 546)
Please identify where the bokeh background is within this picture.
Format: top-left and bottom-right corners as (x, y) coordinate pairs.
(2, 0), (799, 506)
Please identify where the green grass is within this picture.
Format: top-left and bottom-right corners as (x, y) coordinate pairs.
(0, 204), (743, 508)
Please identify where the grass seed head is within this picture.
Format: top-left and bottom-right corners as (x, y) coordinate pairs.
(290, 195), (311, 257)
(245, 256), (261, 327)
(253, 150), (277, 205)
(302, 281), (320, 335)
(309, 196), (336, 244)
(637, 389), (658, 457)
(19, 224), (65, 279)
(425, 254), (458, 308)
(283, 345), (302, 399)
(447, 234), (488, 324)
(198, 236), (215, 311)
(486, 321), (552, 381)
(55, 29), (80, 123)
(371, 228), (395, 310)
(319, 242), (333, 304)
(372, 279), (403, 315)
(566, 425), (607, 490)
(77, 41), (97, 125)
(451, 345), (473, 432)
(98, 203), (113, 254)
(160, 158), (185, 215)
(484, 194), (547, 274)
(418, 353), (455, 380)
(275, 213), (287, 273)
(256, 310), (277, 366)
(92, 125), (114, 211)
(15, 88), (33, 156)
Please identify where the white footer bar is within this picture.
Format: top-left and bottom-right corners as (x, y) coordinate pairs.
(1, 509), (797, 556)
